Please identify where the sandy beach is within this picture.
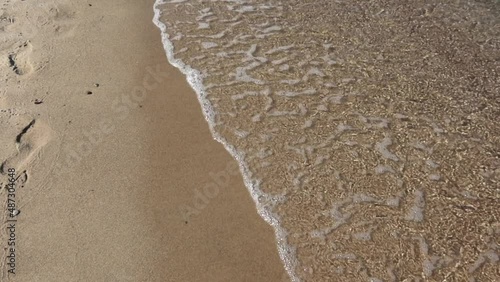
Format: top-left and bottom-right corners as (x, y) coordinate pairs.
(0, 0), (287, 281)
(2, 0), (500, 281)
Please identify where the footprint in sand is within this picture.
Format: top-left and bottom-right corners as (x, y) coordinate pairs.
(7, 41), (33, 76)
(0, 119), (52, 175)
(25, 2), (79, 38)
(1, 1), (78, 38)
(0, 10), (15, 33)
(49, 4), (79, 37)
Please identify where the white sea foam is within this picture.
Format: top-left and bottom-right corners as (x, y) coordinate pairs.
(201, 42), (218, 49)
(153, 1), (299, 281)
(375, 136), (399, 162)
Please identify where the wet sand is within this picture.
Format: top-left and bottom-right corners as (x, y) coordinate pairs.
(0, 0), (287, 281)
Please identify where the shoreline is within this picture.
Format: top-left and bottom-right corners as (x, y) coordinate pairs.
(152, 3), (298, 279)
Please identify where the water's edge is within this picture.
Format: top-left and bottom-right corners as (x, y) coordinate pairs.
(152, 1), (299, 281)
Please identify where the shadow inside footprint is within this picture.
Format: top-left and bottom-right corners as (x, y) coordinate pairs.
(7, 41), (33, 76)
(1, 119), (52, 174)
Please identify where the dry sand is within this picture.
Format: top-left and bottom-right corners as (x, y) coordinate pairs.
(0, 0), (287, 281)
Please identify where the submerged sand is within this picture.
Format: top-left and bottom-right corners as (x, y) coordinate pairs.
(156, 0), (499, 281)
(0, 0), (286, 281)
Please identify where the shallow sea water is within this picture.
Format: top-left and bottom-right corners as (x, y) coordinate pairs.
(154, 1), (500, 281)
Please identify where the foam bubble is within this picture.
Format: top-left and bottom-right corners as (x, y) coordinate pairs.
(153, 2), (299, 281)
